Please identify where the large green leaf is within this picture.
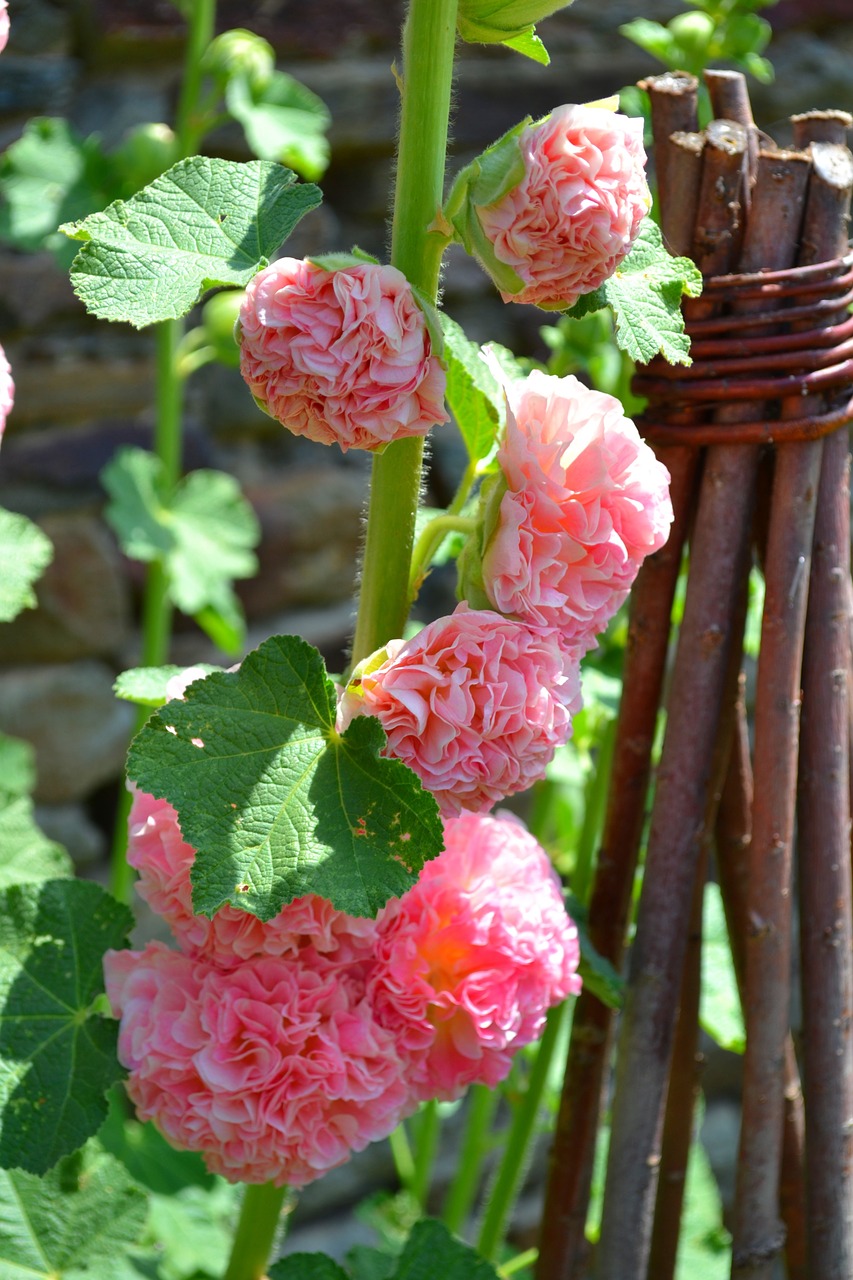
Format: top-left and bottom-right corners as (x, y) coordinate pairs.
(143, 1182), (240, 1280)
(0, 1141), (150, 1279)
(102, 447), (259, 655)
(439, 314), (503, 467)
(227, 70), (331, 182)
(0, 733), (37, 799)
(127, 635), (444, 921)
(0, 508), (54, 623)
(271, 1258), (349, 1280)
(113, 664), (223, 709)
(0, 118), (115, 267)
(0, 879), (133, 1173)
(61, 157), (322, 327)
(565, 218), (702, 365)
(0, 792), (73, 888)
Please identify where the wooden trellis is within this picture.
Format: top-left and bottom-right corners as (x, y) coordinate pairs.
(536, 71), (853, 1280)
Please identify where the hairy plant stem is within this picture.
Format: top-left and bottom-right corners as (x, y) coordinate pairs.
(109, 0), (216, 903)
(350, 0), (458, 667)
(478, 1004), (567, 1263)
(223, 1183), (292, 1280)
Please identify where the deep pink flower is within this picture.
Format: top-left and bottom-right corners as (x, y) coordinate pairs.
(338, 603), (582, 816)
(477, 105), (650, 309)
(370, 810), (581, 1099)
(126, 788), (376, 970)
(104, 943), (410, 1187)
(0, 3), (9, 54)
(238, 258), (448, 451)
(0, 343), (14, 443)
(471, 369), (672, 646)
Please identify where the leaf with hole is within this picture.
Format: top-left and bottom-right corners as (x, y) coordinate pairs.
(127, 635), (444, 921)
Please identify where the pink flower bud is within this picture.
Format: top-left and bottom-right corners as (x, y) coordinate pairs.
(459, 369), (673, 647)
(466, 105), (651, 309)
(238, 257), (448, 452)
(339, 602), (582, 816)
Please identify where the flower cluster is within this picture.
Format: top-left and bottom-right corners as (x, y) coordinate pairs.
(476, 106), (650, 310)
(238, 258), (447, 452)
(105, 793), (580, 1186)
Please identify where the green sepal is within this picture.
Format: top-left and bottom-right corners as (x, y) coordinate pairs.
(307, 248), (381, 272)
(456, 468), (509, 612)
(457, 0), (572, 57)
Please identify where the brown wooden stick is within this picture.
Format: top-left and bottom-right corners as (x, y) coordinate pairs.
(793, 140), (853, 1280)
(714, 688), (809, 1280)
(647, 570), (750, 1280)
(791, 110), (852, 148)
(595, 144), (809, 1280)
(638, 71), (699, 246)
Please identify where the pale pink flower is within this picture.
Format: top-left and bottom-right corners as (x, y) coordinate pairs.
(238, 258), (448, 451)
(477, 106), (650, 309)
(126, 788), (376, 970)
(0, 3), (9, 55)
(0, 343), (14, 443)
(104, 943), (410, 1187)
(338, 603), (582, 816)
(475, 369), (672, 646)
(370, 810), (582, 1099)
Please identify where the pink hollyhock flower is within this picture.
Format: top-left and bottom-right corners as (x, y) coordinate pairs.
(126, 788), (376, 970)
(104, 942), (410, 1187)
(476, 105), (650, 309)
(463, 369), (672, 647)
(338, 602), (582, 816)
(238, 258), (448, 451)
(370, 810), (581, 1099)
(0, 343), (14, 443)
(0, 3), (9, 54)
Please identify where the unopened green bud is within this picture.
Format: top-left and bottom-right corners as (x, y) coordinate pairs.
(667, 11), (716, 68)
(114, 123), (180, 194)
(202, 29), (275, 95)
(456, 469), (509, 611)
(201, 290), (245, 368)
(458, 0), (572, 45)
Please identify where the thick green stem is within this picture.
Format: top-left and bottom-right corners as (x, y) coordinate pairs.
(442, 1084), (501, 1234)
(411, 1099), (442, 1209)
(477, 1006), (568, 1262)
(175, 0), (217, 156)
(223, 1183), (291, 1280)
(350, 0), (458, 666)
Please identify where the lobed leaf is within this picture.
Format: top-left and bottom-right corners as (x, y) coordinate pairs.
(127, 635), (444, 922)
(0, 1141), (150, 1279)
(61, 157), (322, 327)
(226, 70), (332, 182)
(564, 218), (703, 365)
(270, 1220), (501, 1280)
(102, 447), (258, 655)
(0, 509), (54, 623)
(0, 792), (73, 889)
(0, 879), (133, 1173)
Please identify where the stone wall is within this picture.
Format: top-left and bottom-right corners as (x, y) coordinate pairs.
(0, 0), (850, 858)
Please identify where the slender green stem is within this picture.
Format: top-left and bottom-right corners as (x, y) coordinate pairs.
(442, 1084), (501, 1235)
(574, 715), (618, 906)
(409, 515), (476, 598)
(389, 1120), (417, 1193)
(499, 1248), (539, 1277)
(411, 1099), (442, 1210)
(223, 1183), (292, 1280)
(477, 1006), (568, 1262)
(174, 0), (217, 156)
(350, 0), (459, 666)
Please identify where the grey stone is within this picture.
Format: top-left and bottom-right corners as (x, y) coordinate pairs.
(33, 801), (106, 868)
(0, 661), (135, 803)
